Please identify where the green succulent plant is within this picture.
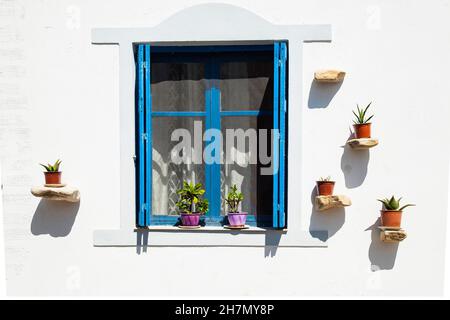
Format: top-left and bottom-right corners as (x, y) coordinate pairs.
(39, 159), (62, 172)
(176, 181), (207, 214)
(377, 196), (415, 211)
(225, 184), (244, 213)
(319, 176), (332, 182)
(352, 102), (374, 124)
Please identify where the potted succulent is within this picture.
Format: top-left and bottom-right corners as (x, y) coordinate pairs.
(176, 181), (208, 227)
(377, 196), (415, 228)
(225, 184), (247, 227)
(352, 102), (374, 138)
(316, 176), (335, 196)
(39, 159), (62, 185)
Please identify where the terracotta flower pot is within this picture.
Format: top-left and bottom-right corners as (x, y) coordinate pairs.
(380, 210), (402, 228)
(44, 171), (61, 185)
(227, 212), (248, 227)
(316, 181), (335, 196)
(353, 123), (371, 138)
(180, 213), (200, 226)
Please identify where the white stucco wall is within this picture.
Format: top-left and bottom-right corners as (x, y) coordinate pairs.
(0, 167), (6, 296)
(1, 0), (450, 296)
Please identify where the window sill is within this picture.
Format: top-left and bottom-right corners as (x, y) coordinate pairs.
(93, 227), (328, 247)
(142, 226), (277, 233)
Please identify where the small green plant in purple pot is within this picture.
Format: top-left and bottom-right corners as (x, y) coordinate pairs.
(225, 184), (247, 227)
(176, 181), (208, 226)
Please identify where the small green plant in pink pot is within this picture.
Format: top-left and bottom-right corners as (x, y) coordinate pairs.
(226, 184), (247, 227)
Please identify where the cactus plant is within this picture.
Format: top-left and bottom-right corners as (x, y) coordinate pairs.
(377, 196), (415, 211)
(352, 102), (373, 124)
(39, 159), (61, 172)
(378, 195), (415, 228)
(352, 102), (374, 138)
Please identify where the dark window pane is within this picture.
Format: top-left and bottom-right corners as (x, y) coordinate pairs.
(151, 62), (206, 111)
(219, 61), (273, 111)
(152, 117), (205, 215)
(221, 116), (273, 224)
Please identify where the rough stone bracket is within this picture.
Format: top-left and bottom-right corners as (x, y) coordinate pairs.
(314, 69), (346, 83)
(346, 138), (378, 150)
(379, 227), (407, 242)
(31, 186), (80, 203)
(315, 195), (352, 211)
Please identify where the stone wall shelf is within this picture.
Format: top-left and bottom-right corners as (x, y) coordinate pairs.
(346, 138), (378, 150)
(314, 70), (346, 83)
(378, 227), (407, 242)
(315, 195), (352, 211)
(31, 186), (80, 203)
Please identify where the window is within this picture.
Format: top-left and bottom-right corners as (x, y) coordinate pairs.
(135, 43), (287, 228)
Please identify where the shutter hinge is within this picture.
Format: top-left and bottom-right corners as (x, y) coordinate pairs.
(141, 133), (148, 141)
(284, 99), (287, 112)
(141, 203), (148, 213)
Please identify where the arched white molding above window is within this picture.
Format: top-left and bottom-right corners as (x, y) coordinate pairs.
(92, 3), (331, 44)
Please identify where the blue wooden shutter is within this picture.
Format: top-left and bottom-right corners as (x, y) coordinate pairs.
(278, 42), (287, 228)
(137, 44), (152, 227)
(272, 43), (280, 228)
(272, 42), (287, 228)
(144, 44), (152, 226)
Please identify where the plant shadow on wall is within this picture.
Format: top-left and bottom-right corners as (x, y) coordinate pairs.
(31, 199), (80, 237)
(340, 130), (370, 188)
(308, 186), (345, 241)
(365, 218), (399, 270)
(307, 80), (343, 109)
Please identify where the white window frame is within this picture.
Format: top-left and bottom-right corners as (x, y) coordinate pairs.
(91, 5), (332, 247)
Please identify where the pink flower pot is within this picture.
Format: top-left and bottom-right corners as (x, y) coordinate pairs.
(227, 212), (248, 227)
(180, 213), (200, 226)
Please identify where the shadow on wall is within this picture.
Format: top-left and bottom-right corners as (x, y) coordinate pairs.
(307, 80), (343, 109)
(264, 231), (282, 257)
(31, 199), (80, 237)
(340, 131), (370, 188)
(309, 186), (345, 241)
(135, 228), (284, 257)
(366, 218), (399, 271)
(136, 229), (149, 255)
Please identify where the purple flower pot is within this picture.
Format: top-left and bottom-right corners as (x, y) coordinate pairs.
(227, 212), (248, 227)
(180, 213), (200, 226)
